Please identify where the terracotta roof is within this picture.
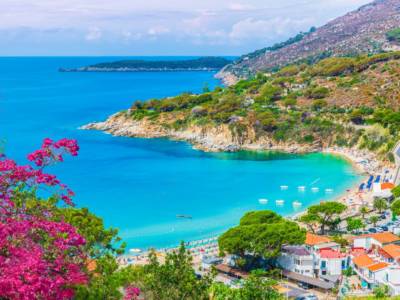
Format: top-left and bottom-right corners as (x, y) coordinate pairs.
(319, 248), (346, 259)
(305, 233), (331, 246)
(381, 244), (400, 259)
(355, 232), (400, 244)
(352, 254), (375, 268)
(367, 262), (389, 272)
(381, 182), (395, 190)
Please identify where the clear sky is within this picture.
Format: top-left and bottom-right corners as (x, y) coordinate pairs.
(0, 0), (371, 56)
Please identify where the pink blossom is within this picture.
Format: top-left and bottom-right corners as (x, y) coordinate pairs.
(0, 138), (88, 299)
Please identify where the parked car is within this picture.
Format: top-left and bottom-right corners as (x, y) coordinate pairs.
(295, 294), (318, 300)
(381, 226), (389, 231)
(376, 228), (384, 233)
(368, 228), (377, 233)
(297, 282), (311, 290)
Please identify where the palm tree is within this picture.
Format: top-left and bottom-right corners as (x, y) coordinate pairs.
(373, 198), (388, 214)
(360, 206), (369, 220)
(370, 215), (379, 227)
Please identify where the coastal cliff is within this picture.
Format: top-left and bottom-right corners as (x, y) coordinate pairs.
(82, 112), (325, 153)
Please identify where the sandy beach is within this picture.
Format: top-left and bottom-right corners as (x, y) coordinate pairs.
(117, 146), (396, 267)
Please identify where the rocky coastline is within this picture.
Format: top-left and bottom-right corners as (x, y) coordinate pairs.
(81, 113), (323, 154)
(214, 69), (239, 86)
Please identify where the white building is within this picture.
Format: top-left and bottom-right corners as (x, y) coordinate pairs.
(277, 245), (314, 277)
(314, 248), (348, 277)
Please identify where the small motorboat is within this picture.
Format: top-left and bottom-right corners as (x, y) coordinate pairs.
(292, 201), (302, 207)
(176, 214), (193, 219)
(280, 185), (289, 190)
(311, 187), (319, 193)
(298, 186), (306, 191)
(325, 188), (334, 193)
(259, 198), (268, 204)
(276, 199), (284, 205)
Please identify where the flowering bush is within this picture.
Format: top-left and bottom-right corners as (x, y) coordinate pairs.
(124, 286), (141, 300)
(0, 138), (87, 300)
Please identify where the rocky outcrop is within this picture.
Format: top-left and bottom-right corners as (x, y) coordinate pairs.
(82, 113), (321, 153)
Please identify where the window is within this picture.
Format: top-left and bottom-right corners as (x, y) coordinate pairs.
(341, 260), (346, 270)
(321, 261), (326, 269)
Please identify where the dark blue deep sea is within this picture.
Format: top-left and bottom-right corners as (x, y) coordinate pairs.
(0, 57), (361, 250)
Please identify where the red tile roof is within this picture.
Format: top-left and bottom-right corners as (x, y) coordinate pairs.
(305, 233), (331, 246)
(380, 244), (400, 259)
(353, 254), (375, 268)
(367, 262), (389, 272)
(355, 232), (400, 244)
(319, 248), (346, 259)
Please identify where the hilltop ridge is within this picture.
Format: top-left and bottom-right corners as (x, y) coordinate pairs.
(218, 0), (400, 83)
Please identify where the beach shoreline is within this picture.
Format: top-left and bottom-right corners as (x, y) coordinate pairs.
(82, 115), (396, 265)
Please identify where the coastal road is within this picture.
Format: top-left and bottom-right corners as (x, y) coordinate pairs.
(393, 141), (400, 185)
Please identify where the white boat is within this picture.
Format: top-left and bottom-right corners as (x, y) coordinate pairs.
(311, 187), (319, 193)
(292, 201), (302, 207)
(258, 198), (268, 204)
(325, 188), (334, 193)
(276, 199), (284, 205)
(298, 186), (306, 191)
(129, 248), (142, 253)
(280, 185), (289, 190)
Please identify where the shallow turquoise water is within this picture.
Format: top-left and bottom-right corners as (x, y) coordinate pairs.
(0, 57), (361, 250)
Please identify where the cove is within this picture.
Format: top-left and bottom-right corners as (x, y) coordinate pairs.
(0, 57), (361, 250)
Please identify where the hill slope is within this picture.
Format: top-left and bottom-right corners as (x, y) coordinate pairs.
(83, 52), (400, 162)
(218, 0), (400, 82)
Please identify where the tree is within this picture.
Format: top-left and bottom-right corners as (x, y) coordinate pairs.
(373, 284), (390, 298)
(346, 218), (364, 233)
(137, 243), (214, 300)
(210, 275), (282, 300)
(303, 202), (347, 235)
(75, 255), (137, 300)
(218, 211), (306, 265)
(392, 185), (400, 198)
(391, 199), (400, 217)
(370, 215), (379, 227)
(359, 206), (369, 220)
(299, 213), (319, 233)
(374, 198), (388, 214)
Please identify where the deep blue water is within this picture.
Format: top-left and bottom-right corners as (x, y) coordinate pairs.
(0, 57), (361, 250)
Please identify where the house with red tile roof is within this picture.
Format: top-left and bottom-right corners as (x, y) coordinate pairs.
(353, 232), (400, 250)
(351, 252), (400, 295)
(311, 247), (349, 281)
(305, 233), (340, 252)
(379, 244), (400, 263)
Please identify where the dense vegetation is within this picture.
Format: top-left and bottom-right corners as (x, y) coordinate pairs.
(386, 28), (400, 43)
(124, 51), (400, 161)
(218, 211), (306, 269)
(65, 57), (231, 71)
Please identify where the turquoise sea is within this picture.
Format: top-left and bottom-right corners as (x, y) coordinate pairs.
(0, 57), (361, 250)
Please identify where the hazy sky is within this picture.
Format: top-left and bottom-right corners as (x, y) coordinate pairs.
(0, 0), (371, 56)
